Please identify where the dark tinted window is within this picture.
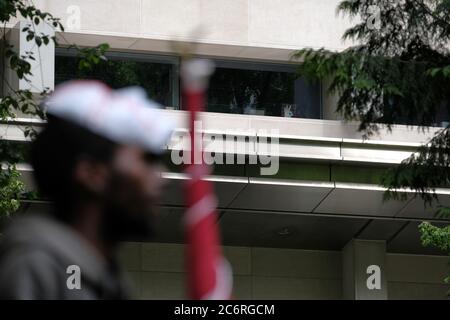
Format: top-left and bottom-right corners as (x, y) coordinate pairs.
(207, 61), (321, 119)
(55, 52), (322, 119)
(55, 52), (178, 108)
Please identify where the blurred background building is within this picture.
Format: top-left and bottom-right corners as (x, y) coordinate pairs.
(2, 0), (450, 299)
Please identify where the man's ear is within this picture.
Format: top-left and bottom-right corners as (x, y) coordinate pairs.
(73, 156), (110, 194)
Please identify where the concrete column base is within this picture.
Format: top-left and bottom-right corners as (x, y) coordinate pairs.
(343, 239), (388, 300)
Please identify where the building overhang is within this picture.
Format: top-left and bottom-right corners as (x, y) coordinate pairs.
(5, 113), (449, 254)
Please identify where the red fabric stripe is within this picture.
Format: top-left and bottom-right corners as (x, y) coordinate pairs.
(183, 87), (231, 299)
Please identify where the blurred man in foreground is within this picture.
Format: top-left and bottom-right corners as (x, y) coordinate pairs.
(0, 80), (174, 299)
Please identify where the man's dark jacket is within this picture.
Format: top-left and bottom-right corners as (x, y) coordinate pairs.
(0, 214), (131, 299)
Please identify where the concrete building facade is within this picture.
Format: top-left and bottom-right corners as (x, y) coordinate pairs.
(2, 0), (449, 299)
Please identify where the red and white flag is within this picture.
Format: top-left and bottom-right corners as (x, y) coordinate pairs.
(181, 59), (233, 300)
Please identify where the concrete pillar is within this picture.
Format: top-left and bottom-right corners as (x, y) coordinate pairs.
(2, 20), (55, 97)
(342, 239), (388, 300)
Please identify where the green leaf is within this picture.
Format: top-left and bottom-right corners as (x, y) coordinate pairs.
(35, 36), (42, 47)
(354, 78), (376, 89)
(443, 66), (450, 78)
(429, 68), (442, 77)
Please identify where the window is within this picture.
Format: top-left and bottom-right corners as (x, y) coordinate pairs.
(207, 60), (321, 119)
(55, 49), (179, 108)
(55, 50), (322, 119)
(381, 99), (449, 128)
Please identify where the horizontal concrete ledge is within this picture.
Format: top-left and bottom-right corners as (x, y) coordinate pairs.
(2, 111), (440, 143)
(0, 112), (442, 165)
(160, 171), (450, 196)
(17, 199), (449, 224)
(16, 165), (450, 222)
(56, 31), (300, 63)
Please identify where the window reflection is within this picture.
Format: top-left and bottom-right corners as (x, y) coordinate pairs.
(55, 52), (322, 119)
(55, 53), (177, 108)
(207, 63), (321, 119)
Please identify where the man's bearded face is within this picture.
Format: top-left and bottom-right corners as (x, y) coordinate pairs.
(103, 145), (166, 240)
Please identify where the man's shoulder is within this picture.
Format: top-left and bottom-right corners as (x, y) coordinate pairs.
(0, 215), (130, 300)
(0, 215), (88, 299)
(0, 244), (63, 299)
(0, 215), (68, 282)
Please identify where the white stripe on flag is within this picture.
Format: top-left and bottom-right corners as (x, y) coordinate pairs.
(201, 257), (234, 300)
(184, 194), (218, 226)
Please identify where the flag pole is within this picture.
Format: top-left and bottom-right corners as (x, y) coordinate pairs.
(180, 57), (233, 300)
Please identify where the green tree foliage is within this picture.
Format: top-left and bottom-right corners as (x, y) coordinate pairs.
(0, 0), (108, 217)
(294, 0), (450, 290)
